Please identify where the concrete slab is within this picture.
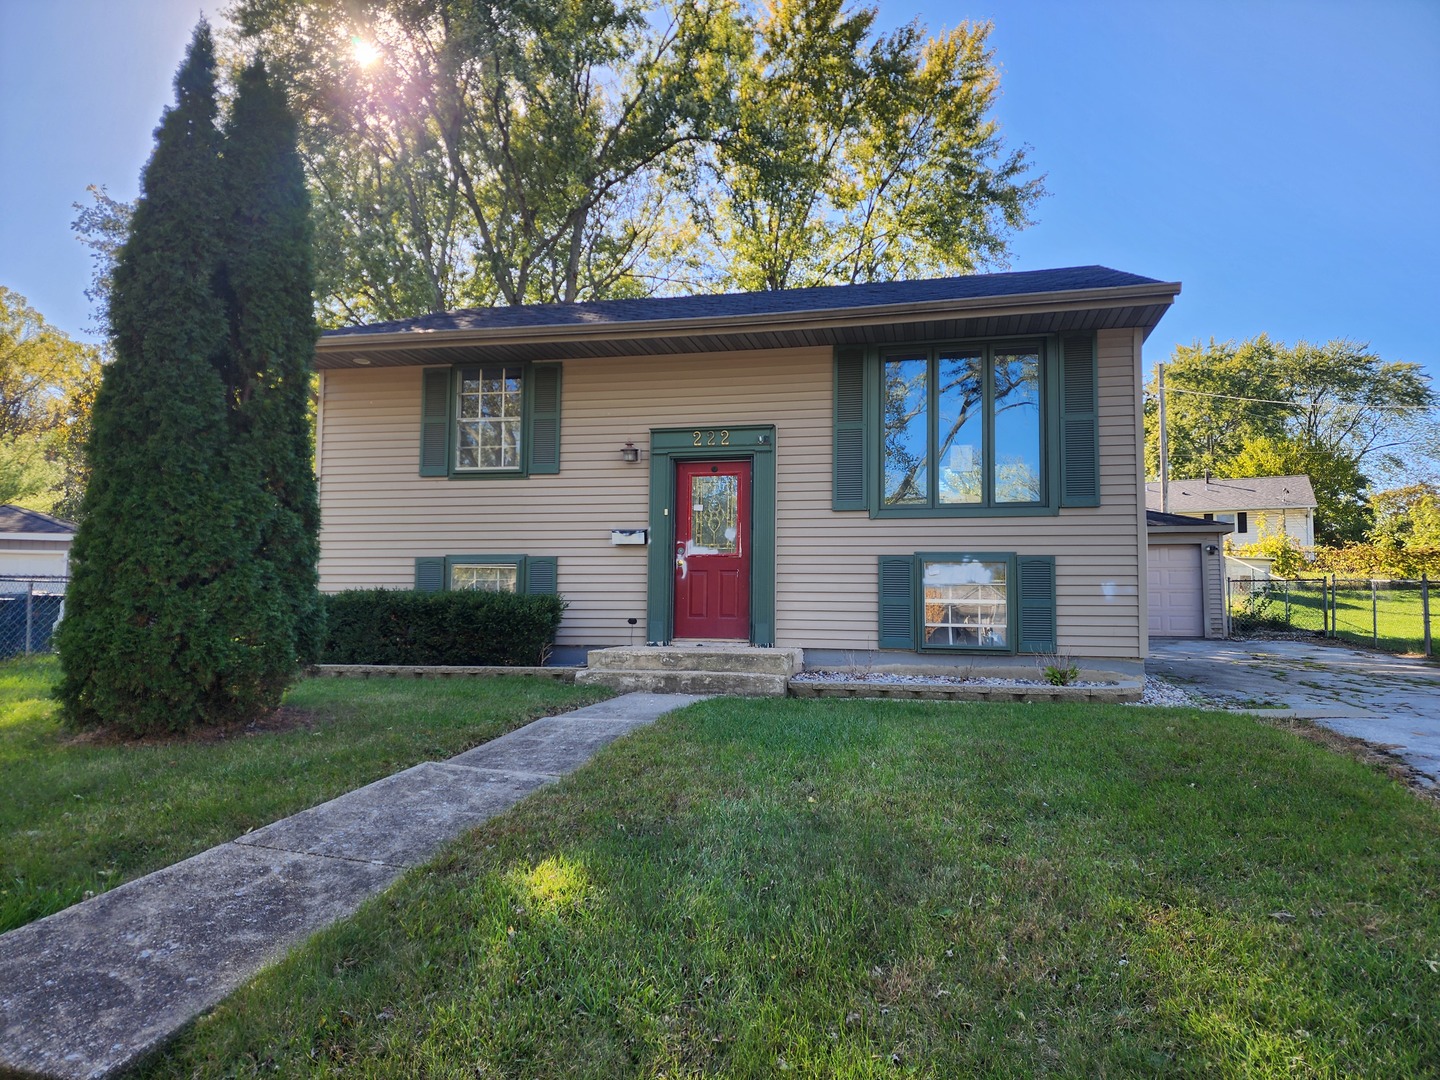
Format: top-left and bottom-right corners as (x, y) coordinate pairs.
(0, 844), (400, 1080)
(447, 714), (653, 774)
(562, 692), (708, 720)
(234, 762), (554, 868)
(1148, 638), (1440, 785)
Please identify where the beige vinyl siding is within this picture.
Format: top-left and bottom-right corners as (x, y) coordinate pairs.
(318, 327), (1145, 658)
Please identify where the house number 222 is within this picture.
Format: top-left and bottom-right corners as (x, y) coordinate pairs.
(692, 429), (730, 447)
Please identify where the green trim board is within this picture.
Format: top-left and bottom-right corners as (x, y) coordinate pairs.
(646, 425), (776, 646)
(417, 362), (563, 479)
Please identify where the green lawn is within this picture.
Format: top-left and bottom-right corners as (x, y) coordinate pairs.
(0, 657), (609, 934)
(141, 697), (1440, 1078)
(1233, 580), (1434, 655)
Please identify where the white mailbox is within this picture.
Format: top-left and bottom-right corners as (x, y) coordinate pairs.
(610, 529), (649, 546)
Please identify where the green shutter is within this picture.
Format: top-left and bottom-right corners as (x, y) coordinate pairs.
(525, 556), (558, 595)
(414, 557), (445, 592)
(877, 556), (917, 649)
(1059, 334), (1099, 507)
(528, 364), (562, 474)
(1016, 555), (1057, 654)
(833, 347), (868, 511)
(419, 368), (450, 476)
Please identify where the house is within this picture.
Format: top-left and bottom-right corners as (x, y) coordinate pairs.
(0, 505), (75, 579)
(313, 265), (1181, 669)
(0, 505), (74, 658)
(1145, 474), (1316, 548)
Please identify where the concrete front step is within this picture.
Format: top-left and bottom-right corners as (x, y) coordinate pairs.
(585, 645), (803, 676)
(575, 667), (790, 697)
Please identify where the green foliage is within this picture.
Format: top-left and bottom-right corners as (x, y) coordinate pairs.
(234, 0), (743, 319)
(56, 25), (320, 735)
(231, 0), (1041, 319)
(70, 185), (134, 336)
(222, 59), (325, 671)
(322, 590), (566, 666)
(1309, 543), (1440, 580)
(1041, 658), (1079, 686)
(0, 287), (101, 517)
(1234, 530), (1310, 577)
(1370, 483), (1440, 551)
(697, 1), (1041, 291)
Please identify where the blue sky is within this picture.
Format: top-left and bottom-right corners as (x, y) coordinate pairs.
(2, 0), (1437, 391)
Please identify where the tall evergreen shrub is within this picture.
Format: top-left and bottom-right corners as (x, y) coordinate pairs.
(57, 26), (320, 733)
(222, 59), (324, 675)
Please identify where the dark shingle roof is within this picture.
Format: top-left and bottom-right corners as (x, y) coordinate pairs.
(324, 266), (1164, 338)
(1145, 475), (1317, 513)
(1146, 509), (1231, 531)
(0, 505), (76, 534)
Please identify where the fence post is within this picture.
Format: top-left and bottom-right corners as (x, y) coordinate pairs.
(25, 581), (33, 657)
(1424, 576), (1432, 659)
(1284, 580), (1291, 630)
(1371, 580), (1378, 646)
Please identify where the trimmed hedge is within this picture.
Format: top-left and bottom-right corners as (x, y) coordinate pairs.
(321, 590), (566, 667)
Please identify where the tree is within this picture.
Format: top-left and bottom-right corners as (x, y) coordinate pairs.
(693, 0), (1041, 291)
(1145, 336), (1437, 485)
(232, 0), (742, 321)
(1369, 483), (1440, 551)
(71, 185), (134, 336)
(0, 287), (101, 516)
(1225, 435), (1372, 545)
(57, 23), (317, 733)
(221, 57), (326, 674)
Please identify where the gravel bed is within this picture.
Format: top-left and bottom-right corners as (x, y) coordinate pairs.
(792, 669), (1208, 709)
(793, 670), (1116, 689)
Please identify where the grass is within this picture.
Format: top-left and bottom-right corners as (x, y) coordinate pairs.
(141, 697), (1440, 1078)
(1233, 581), (1434, 655)
(0, 657), (610, 934)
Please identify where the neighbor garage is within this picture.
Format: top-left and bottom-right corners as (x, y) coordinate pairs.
(1145, 509), (1230, 641)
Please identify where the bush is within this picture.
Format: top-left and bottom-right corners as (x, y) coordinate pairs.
(321, 590), (566, 667)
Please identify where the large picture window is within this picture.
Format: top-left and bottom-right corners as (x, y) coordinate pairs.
(882, 344), (1042, 510)
(835, 334), (1097, 515)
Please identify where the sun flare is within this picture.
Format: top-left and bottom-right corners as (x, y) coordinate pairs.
(350, 36), (381, 68)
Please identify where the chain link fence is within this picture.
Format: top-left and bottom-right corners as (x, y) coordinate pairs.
(1228, 575), (1434, 656)
(0, 576), (67, 659)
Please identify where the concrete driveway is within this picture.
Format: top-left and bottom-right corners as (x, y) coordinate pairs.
(1147, 638), (1440, 787)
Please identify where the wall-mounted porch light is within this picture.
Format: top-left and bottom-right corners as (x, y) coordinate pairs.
(621, 441), (642, 463)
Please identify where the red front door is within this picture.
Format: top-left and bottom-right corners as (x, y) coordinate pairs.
(674, 459), (751, 640)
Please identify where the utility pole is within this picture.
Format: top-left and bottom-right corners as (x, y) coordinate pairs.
(1157, 362), (1170, 513)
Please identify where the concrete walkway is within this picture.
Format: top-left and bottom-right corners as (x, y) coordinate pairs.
(1148, 638), (1440, 786)
(0, 692), (704, 1080)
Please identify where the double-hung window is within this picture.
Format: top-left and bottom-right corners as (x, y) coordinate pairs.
(881, 345), (1043, 509)
(419, 363), (562, 478)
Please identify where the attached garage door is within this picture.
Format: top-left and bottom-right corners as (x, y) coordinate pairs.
(1147, 544), (1203, 638)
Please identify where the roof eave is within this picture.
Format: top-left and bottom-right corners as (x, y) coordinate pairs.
(315, 280), (1182, 365)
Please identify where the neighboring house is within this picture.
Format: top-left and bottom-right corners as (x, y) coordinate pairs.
(314, 266), (1181, 664)
(1145, 510), (1231, 639)
(0, 505), (75, 578)
(1144, 475), (1316, 548)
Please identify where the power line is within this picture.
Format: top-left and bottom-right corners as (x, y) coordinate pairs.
(1157, 387), (1438, 411)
